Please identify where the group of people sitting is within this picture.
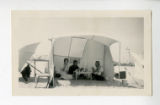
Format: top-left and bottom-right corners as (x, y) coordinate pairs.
(55, 58), (105, 81)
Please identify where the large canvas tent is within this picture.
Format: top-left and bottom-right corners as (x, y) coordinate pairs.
(19, 35), (120, 85)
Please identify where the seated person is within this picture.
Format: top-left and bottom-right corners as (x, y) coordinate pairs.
(55, 58), (72, 80)
(61, 58), (69, 72)
(68, 60), (79, 75)
(55, 58), (69, 78)
(92, 61), (104, 80)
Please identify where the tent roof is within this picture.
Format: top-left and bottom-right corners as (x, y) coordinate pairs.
(51, 35), (118, 47)
(30, 35), (119, 59)
(53, 35), (118, 57)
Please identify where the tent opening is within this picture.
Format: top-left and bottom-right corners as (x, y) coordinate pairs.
(19, 35), (121, 87)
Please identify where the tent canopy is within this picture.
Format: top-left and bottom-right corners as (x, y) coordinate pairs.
(19, 35), (119, 81)
(53, 35), (118, 57)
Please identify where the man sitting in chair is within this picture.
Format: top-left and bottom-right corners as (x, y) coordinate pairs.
(92, 61), (104, 80)
(68, 60), (79, 78)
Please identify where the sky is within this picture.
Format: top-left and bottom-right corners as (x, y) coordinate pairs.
(13, 14), (144, 63)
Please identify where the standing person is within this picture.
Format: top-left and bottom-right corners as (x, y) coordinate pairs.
(92, 61), (104, 80)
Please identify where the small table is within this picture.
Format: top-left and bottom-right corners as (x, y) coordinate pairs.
(74, 71), (92, 80)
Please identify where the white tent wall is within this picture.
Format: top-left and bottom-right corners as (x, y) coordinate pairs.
(54, 37), (87, 57)
(81, 40), (105, 71)
(54, 37), (71, 57)
(104, 46), (114, 81)
(69, 38), (87, 57)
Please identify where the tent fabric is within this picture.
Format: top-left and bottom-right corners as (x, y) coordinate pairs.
(32, 40), (52, 60)
(19, 35), (119, 82)
(69, 38), (87, 57)
(19, 42), (40, 72)
(104, 46), (114, 80)
(54, 37), (71, 57)
(80, 40), (105, 71)
(70, 35), (117, 46)
(92, 36), (117, 46)
(54, 37), (87, 57)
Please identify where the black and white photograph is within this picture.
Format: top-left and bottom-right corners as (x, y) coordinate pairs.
(12, 11), (152, 95)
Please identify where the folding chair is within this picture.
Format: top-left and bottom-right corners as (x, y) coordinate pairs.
(27, 59), (50, 88)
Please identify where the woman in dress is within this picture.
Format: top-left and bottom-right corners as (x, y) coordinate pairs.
(60, 58), (73, 80)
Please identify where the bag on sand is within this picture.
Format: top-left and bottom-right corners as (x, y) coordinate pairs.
(21, 64), (31, 82)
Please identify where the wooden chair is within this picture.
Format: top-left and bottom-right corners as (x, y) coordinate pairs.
(27, 59), (50, 88)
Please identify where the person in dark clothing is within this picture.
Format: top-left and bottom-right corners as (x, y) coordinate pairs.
(68, 60), (79, 74)
(21, 64), (31, 82)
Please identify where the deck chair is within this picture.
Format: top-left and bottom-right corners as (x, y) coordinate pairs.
(27, 59), (50, 88)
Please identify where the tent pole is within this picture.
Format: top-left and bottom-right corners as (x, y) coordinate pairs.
(51, 39), (54, 87)
(49, 38), (55, 87)
(118, 42), (121, 72)
(82, 39), (88, 70)
(68, 37), (73, 61)
(34, 60), (36, 80)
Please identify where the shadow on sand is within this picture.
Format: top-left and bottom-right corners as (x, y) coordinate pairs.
(55, 79), (136, 88)
(19, 77), (48, 83)
(19, 77), (136, 88)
